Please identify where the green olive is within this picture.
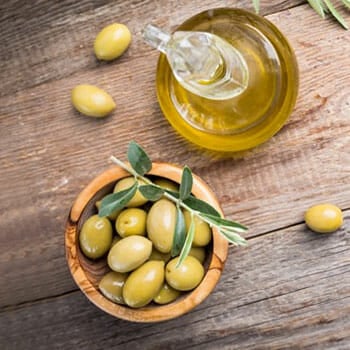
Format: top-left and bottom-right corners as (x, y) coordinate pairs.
(79, 214), (113, 259)
(153, 178), (179, 192)
(189, 247), (206, 264)
(116, 208), (147, 237)
(94, 23), (131, 61)
(123, 261), (165, 308)
(71, 84), (116, 118)
(96, 199), (121, 221)
(149, 248), (171, 263)
(107, 236), (152, 273)
(305, 203), (343, 233)
(153, 282), (181, 305)
(166, 256), (204, 291)
(184, 210), (212, 247)
(147, 199), (176, 253)
(114, 177), (148, 207)
(99, 271), (128, 304)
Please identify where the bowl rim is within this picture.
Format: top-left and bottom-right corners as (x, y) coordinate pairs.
(65, 162), (228, 322)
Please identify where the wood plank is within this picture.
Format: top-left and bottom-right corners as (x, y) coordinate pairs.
(0, 3), (349, 308)
(0, 0), (306, 97)
(1, 213), (349, 349)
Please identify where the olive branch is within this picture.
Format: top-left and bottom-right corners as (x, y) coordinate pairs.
(99, 141), (247, 267)
(253, 0), (349, 29)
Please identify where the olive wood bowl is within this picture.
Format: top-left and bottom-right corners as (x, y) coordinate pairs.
(65, 162), (228, 322)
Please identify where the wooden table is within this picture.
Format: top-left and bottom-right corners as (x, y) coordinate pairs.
(1, 0), (349, 348)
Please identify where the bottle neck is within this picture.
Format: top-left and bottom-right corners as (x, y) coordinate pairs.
(143, 24), (249, 100)
(142, 24), (171, 54)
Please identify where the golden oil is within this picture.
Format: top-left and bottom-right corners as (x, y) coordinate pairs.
(156, 8), (298, 152)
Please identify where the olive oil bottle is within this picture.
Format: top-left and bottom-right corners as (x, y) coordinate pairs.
(144, 8), (298, 152)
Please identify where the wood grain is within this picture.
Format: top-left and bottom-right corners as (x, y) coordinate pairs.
(2, 211), (349, 349)
(0, 0), (306, 98)
(0, 0), (349, 348)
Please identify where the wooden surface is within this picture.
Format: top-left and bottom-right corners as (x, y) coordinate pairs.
(0, 0), (349, 348)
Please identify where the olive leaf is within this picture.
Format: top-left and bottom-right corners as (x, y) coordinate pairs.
(308, 0), (327, 17)
(165, 189), (220, 217)
(252, 0), (260, 13)
(139, 184), (164, 201)
(98, 183), (137, 217)
(199, 213), (248, 233)
(219, 228), (248, 246)
(171, 207), (187, 257)
(179, 166), (193, 201)
(164, 189), (181, 198)
(127, 140), (152, 176)
(253, 0), (349, 29)
(183, 196), (220, 217)
(323, 0), (349, 29)
(306, 0), (349, 29)
(176, 215), (195, 268)
(343, 0), (350, 9)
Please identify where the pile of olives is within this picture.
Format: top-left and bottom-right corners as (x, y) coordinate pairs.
(79, 176), (212, 308)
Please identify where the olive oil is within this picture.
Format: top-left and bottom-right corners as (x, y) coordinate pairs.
(155, 8), (299, 152)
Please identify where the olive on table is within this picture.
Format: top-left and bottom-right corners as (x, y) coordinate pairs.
(79, 214), (113, 259)
(123, 261), (165, 308)
(166, 256), (204, 291)
(71, 84), (116, 118)
(305, 203), (343, 233)
(94, 23), (131, 61)
(99, 271), (128, 304)
(116, 208), (147, 237)
(153, 282), (181, 305)
(113, 177), (148, 207)
(147, 198), (177, 253)
(107, 236), (152, 273)
(184, 211), (212, 247)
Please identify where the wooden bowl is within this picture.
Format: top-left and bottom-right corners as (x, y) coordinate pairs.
(65, 162), (228, 322)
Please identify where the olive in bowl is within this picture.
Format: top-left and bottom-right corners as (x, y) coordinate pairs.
(65, 162), (228, 322)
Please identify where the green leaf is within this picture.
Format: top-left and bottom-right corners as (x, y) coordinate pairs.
(219, 228), (248, 246)
(308, 0), (326, 18)
(307, 0), (349, 29)
(179, 166), (193, 201)
(164, 189), (180, 198)
(183, 196), (221, 217)
(252, 0), (260, 13)
(342, 0), (350, 9)
(98, 183), (137, 217)
(199, 213), (248, 233)
(127, 141), (152, 176)
(324, 0), (349, 29)
(171, 207), (186, 257)
(166, 190), (221, 217)
(139, 185), (164, 201)
(176, 215), (195, 267)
